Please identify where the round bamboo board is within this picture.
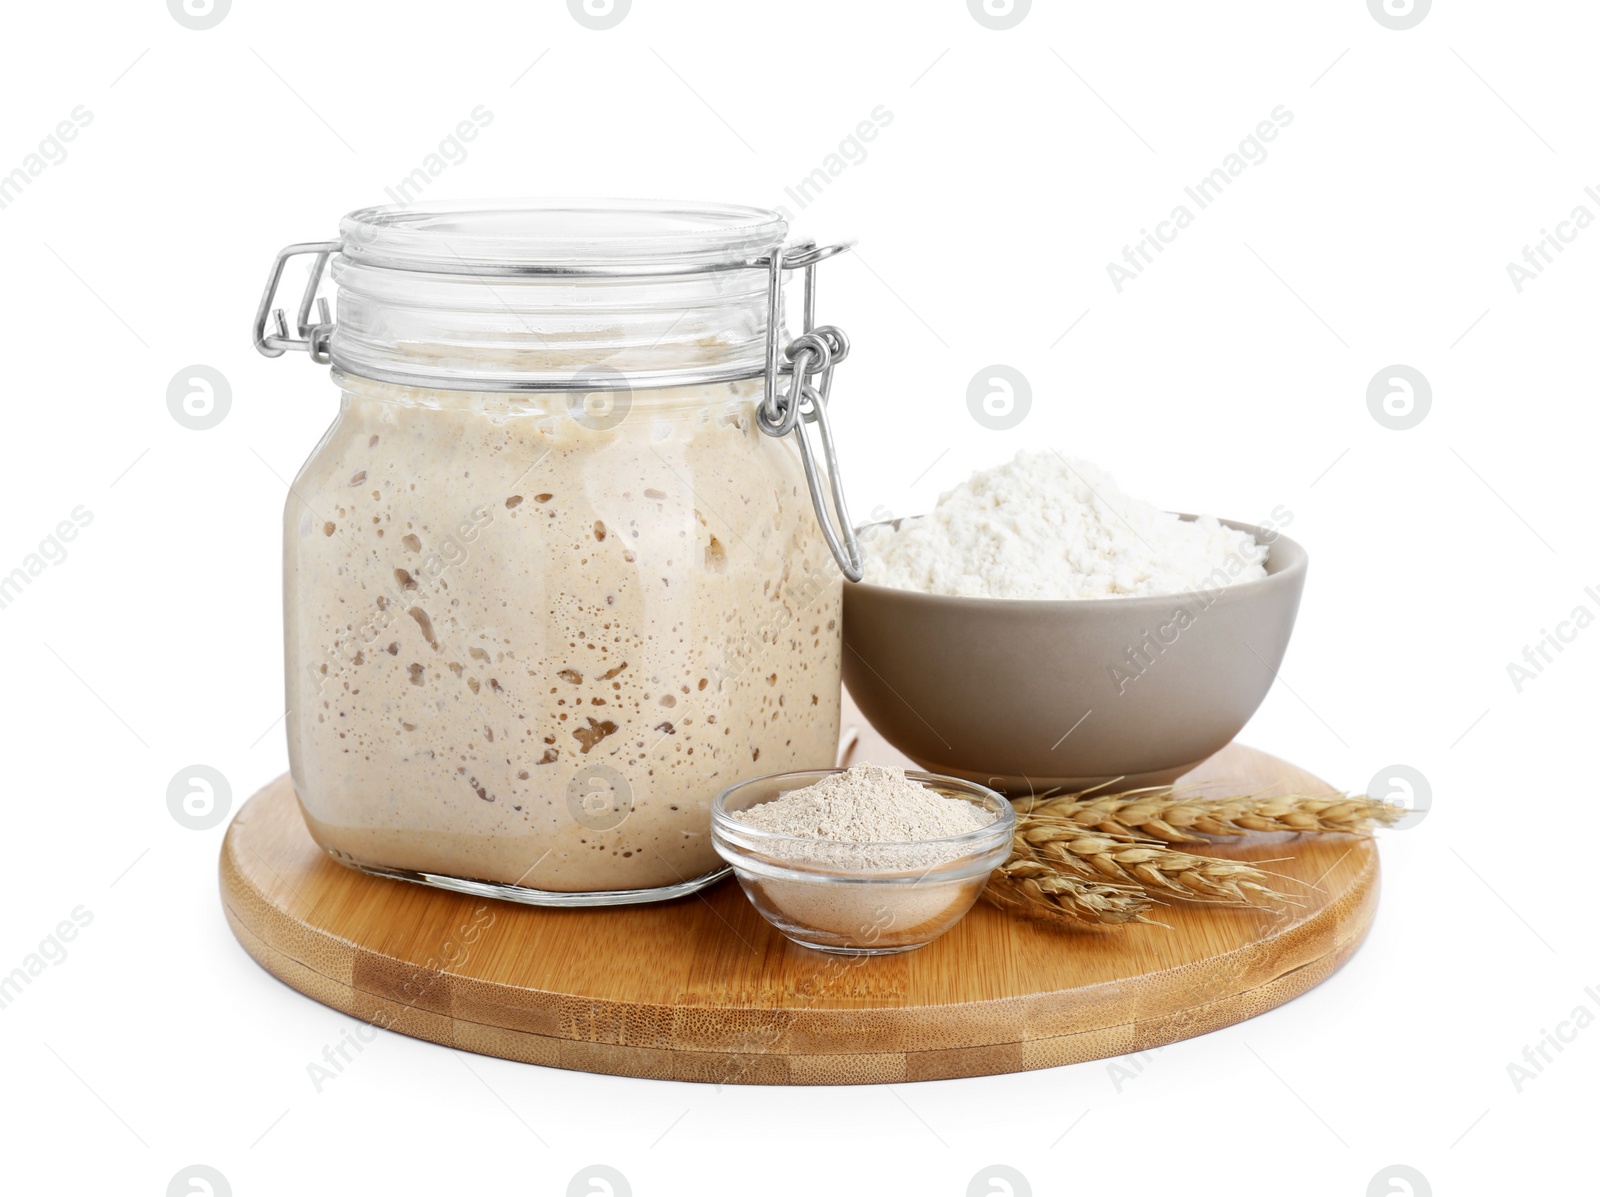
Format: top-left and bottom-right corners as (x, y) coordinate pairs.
(221, 708), (1378, 1085)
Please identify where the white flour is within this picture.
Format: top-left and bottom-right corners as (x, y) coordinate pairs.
(861, 451), (1269, 600)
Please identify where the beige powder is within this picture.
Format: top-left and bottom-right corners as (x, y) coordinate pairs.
(733, 764), (996, 871)
(732, 764), (999, 943)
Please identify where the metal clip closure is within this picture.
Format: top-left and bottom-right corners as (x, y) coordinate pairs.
(250, 232), (864, 580)
(252, 241), (339, 363)
(756, 241), (863, 583)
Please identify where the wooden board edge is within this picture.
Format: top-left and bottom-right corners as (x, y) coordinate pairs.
(225, 900), (1374, 1085)
(221, 857), (1379, 1079)
(220, 812), (360, 986)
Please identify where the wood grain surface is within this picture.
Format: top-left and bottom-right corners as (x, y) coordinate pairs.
(220, 695), (1379, 1085)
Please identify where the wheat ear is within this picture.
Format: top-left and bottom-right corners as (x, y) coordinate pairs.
(983, 856), (1155, 926)
(1014, 788), (1406, 843)
(1015, 823), (1293, 906)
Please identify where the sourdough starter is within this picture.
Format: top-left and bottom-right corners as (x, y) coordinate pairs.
(285, 373), (842, 892)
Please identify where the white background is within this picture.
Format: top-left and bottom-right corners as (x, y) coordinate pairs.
(1, 1), (1594, 1194)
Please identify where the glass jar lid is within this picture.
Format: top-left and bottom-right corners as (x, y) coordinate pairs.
(320, 199), (790, 393)
(251, 199), (865, 578)
(338, 198), (788, 277)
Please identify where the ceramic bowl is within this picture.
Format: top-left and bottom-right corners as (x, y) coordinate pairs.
(841, 518), (1307, 793)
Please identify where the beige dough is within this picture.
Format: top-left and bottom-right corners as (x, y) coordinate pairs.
(285, 372), (843, 892)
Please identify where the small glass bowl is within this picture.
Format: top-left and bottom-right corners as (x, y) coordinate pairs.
(710, 769), (1016, 955)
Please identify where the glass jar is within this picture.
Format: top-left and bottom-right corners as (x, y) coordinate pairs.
(253, 200), (862, 905)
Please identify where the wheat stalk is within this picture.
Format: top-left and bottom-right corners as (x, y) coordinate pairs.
(982, 785), (1400, 927)
(1015, 823), (1293, 906)
(1014, 787), (1405, 844)
(983, 857), (1155, 926)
